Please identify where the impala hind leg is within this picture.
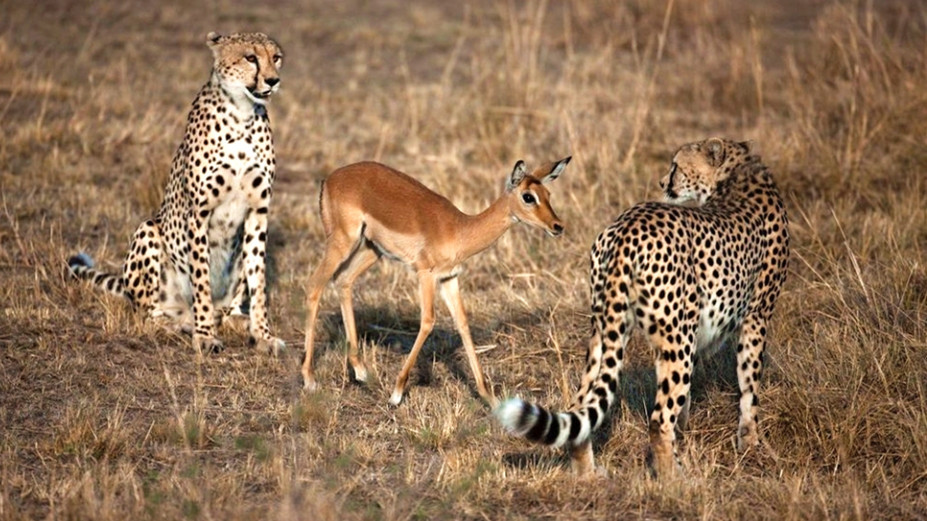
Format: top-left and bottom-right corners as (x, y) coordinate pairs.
(390, 272), (437, 406)
(334, 246), (379, 383)
(439, 276), (495, 406)
(302, 234), (353, 391)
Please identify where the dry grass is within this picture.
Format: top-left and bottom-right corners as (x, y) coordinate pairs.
(2, 0), (926, 519)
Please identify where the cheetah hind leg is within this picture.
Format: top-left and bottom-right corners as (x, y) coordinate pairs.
(121, 220), (163, 311)
(123, 221), (200, 342)
(571, 440), (608, 478)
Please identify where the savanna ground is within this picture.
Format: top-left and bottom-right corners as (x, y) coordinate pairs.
(2, 0), (927, 519)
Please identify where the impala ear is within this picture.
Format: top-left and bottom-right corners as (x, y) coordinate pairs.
(705, 137), (726, 167)
(541, 156), (571, 185)
(506, 160), (527, 191)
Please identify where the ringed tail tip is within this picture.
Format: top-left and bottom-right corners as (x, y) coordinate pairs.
(494, 397), (536, 436)
(67, 252), (94, 270)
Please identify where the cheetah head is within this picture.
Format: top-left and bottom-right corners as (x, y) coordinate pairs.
(207, 32), (283, 107)
(660, 137), (750, 205)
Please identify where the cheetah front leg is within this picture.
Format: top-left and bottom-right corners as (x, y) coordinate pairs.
(189, 201), (223, 354)
(735, 314), (767, 450)
(242, 183), (284, 357)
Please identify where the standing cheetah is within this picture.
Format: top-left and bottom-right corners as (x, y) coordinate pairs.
(496, 138), (789, 478)
(68, 32), (286, 355)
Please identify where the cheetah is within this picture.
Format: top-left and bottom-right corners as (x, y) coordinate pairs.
(68, 32), (286, 355)
(496, 138), (789, 478)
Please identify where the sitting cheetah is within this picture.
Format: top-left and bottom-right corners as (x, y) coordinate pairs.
(496, 138), (789, 478)
(68, 32), (286, 355)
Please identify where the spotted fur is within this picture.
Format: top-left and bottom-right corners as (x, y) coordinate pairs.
(68, 32), (286, 355)
(496, 138), (790, 477)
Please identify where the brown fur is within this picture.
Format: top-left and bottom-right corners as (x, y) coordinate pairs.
(302, 158), (570, 405)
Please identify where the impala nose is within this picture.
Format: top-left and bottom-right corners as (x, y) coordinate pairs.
(551, 222), (564, 236)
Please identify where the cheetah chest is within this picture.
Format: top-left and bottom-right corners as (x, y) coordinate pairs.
(205, 138), (269, 296)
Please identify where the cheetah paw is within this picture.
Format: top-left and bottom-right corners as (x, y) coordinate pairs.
(194, 335), (225, 354)
(253, 336), (286, 357)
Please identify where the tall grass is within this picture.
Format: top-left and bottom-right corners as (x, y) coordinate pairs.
(1, 0), (926, 519)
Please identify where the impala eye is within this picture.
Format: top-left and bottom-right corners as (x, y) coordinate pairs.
(245, 54), (258, 64)
(521, 193), (536, 205)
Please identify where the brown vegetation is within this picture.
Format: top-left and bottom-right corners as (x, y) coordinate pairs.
(1, 0), (926, 519)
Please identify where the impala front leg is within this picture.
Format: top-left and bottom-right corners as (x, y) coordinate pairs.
(190, 202), (222, 353)
(390, 271), (437, 406)
(243, 179), (285, 357)
(439, 276), (495, 406)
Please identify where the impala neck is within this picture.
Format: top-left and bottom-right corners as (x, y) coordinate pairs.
(455, 194), (514, 262)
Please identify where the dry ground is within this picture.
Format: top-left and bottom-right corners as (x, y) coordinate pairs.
(2, 0), (927, 519)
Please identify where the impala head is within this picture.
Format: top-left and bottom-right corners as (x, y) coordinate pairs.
(207, 32), (283, 106)
(505, 156), (570, 237)
(660, 137), (750, 205)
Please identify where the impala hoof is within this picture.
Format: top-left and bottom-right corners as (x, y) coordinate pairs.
(352, 364), (368, 383)
(388, 389), (404, 406)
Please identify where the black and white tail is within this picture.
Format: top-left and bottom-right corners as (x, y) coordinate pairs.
(495, 229), (632, 450)
(494, 329), (621, 449)
(67, 252), (125, 297)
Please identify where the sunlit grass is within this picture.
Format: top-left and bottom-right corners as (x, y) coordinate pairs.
(1, 0), (925, 519)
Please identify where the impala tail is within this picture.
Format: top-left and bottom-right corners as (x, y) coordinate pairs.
(67, 252), (125, 297)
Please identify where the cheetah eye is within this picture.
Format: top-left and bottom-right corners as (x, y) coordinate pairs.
(245, 54), (258, 64)
(273, 54), (282, 64)
(521, 192), (537, 205)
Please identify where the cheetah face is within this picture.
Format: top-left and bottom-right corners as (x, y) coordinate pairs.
(207, 32), (283, 106)
(660, 137), (745, 205)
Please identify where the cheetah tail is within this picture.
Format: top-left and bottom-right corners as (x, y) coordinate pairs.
(67, 252), (125, 297)
(495, 390), (620, 450)
(495, 332), (619, 449)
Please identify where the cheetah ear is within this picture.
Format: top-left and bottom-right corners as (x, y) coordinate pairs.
(706, 137), (726, 167)
(506, 160), (528, 191)
(206, 32), (223, 48)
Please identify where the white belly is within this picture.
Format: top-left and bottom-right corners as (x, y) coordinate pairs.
(695, 295), (731, 355)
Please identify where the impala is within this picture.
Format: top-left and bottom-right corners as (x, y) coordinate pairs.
(301, 157), (571, 405)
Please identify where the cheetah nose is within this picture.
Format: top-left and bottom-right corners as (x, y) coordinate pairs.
(265, 77), (280, 88)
